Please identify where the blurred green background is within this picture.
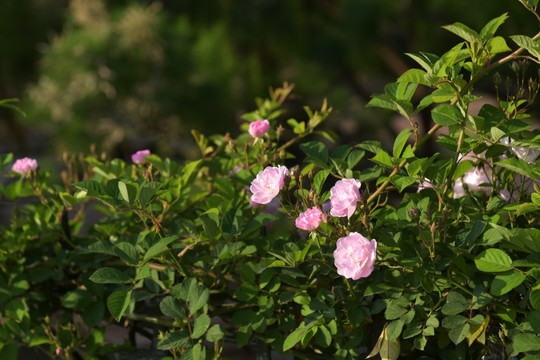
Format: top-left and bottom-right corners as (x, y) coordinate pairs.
(1, 0), (538, 163)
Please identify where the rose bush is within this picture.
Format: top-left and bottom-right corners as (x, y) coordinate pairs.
(1, 2), (540, 360)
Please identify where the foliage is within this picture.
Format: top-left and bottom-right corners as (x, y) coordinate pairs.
(5, 0), (538, 158)
(1, 2), (540, 360)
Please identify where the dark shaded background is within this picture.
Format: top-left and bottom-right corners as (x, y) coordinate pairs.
(1, 0), (538, 165)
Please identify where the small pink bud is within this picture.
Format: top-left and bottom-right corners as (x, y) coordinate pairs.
(248, 120), (270, 137)
(56, 348), (61, 355)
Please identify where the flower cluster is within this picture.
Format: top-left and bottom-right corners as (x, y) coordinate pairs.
(250, 163), (375, 279)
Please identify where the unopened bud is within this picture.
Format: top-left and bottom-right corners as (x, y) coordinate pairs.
(493, 72), (501, 85)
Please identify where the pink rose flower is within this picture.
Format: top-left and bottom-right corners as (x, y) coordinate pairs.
(334, 232), (377, 280)
(250, 165), (289, 205)
(295, 207), (327, 231)
(132, 149), (151, 164)
(12, 157), (38, 174)
(329, 178), (361, 218)
(248, 119), (270, 137)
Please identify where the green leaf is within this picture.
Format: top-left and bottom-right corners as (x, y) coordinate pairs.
(5, 299), (27, 322)
(386, 319), (404, 341)
(528, 311), (540, 333)
(181, 159), (202, 187)
(205, 324), (225, 342)
(192, 314), (211, 339)
(61, 290), (91, 309)
(372, 151), (393, 167)
(510, 35), (540, 60)
(160, 296), (186, 320)
(531, 286), (540, 310)
(135, 264), (151, 281)
(403, 321), (423, 339)
(300, 141), (329, 165)
(431, 83), (456, 103)
(397, 68), (430, 86)
(496, 158), (538, 179)
(449, 323), (470, 345)
(513, 333), (540, 352)
(118, 181), (137, 204)
(432, 43), (468, 77)
(453, 160), (475, 180)
(487, 36), (512, 54)
(82, 301), (105, 328)
(201, 212), (220, 239)
(142, 235), (178, 264)
(73, 180), (106, 197)
(490, 270), (526, 296)
(385, 299), (408, 320)
(480, 13), (508, 40)
(157, 330), (191, 350)
(313, 169), (331, 195)
(442, 292), (470, 315)
(367, 94), (397, 111)
(390, 175), (416, 192)
(90, 267), (131, 284)
(139, 182), (160, 206)
(283, 325), (311, 351)
(0, 343), (18, 360)
(432, 104), (461, 126)
(315, 325), (332, 348)
(188, 286), (209, 315)
(442, 22), (481, 43)
(347, 150), (365, 169)
(491, 126), (506, 141)
(114, 242), (139, 265)
(380, 338), (400, 360)
(405, 52), (439, 72)
(357, 140), (384, 154)
(475, 248), (513, 273)
(393, 128), (411, 158)
(414, 336), (427, 351)
(107, 290), (132, 322)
